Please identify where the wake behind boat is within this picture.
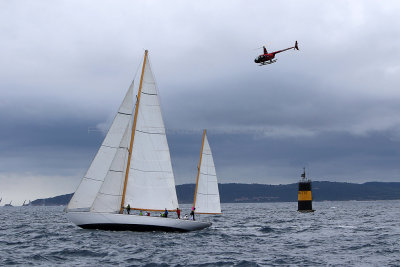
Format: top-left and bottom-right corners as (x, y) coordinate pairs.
(65, 50), (213, 232)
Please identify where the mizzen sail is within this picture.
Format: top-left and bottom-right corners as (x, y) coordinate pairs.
(194, 130), (221, 214)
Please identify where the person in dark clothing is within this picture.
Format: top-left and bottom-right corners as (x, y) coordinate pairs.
(190, 207), (196, 221)
(176, 208), (181, 219)
(164, 208), (168, 218)
(127, 204), (131, 215)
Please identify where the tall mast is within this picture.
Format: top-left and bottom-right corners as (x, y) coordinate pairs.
(193, 129), (206, 209)
(119, 50), (148, 214)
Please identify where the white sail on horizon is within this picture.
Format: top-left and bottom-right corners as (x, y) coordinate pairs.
(194, 132), (222, 214)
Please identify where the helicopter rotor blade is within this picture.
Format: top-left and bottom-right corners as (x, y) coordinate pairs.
(252, 45), (267, 50)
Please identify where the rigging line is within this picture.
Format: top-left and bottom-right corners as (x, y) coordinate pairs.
(132, 53), (143, 84)
(194, 130), (206, 208)
(197, 192), (219, 195)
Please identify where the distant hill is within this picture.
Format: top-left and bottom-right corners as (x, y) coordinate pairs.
(30, 181), (400, 206)
(31, 194), (72, 206)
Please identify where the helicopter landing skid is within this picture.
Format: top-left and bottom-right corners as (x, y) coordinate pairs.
(259, 59), (277, 66)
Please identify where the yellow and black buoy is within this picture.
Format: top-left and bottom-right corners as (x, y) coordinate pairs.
(298, 168), (315, 212)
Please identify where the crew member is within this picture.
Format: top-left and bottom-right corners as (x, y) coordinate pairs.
(190, 207), (196, 221)
(164, 208), (168, 218)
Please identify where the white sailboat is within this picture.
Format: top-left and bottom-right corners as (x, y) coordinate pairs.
(193, 130), (222, 215)
(66, 50), (211, 232)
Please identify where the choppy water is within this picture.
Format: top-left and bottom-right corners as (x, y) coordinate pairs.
(1, 201), (399, 266)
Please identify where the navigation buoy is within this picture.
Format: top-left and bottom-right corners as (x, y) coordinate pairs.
(298, 168), (315, 212)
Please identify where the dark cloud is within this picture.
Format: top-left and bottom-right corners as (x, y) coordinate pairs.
(1, 1), (400, 204)
(169, 130), (400, 185)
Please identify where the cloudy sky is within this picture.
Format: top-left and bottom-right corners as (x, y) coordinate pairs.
(1, 0), (400, 204)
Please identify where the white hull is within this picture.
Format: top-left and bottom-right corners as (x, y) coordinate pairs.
(66, 212), (211, 232)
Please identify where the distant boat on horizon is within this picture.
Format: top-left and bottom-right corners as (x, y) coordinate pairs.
(22, 200), (31, 206)
(4, 201), (13, 207)
(65, 50), (219, 232)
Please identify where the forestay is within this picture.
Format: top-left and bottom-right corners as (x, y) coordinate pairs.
(194, 133), (222, 214)
(124, 56), (179, 211)
(67, 83), (134, 212)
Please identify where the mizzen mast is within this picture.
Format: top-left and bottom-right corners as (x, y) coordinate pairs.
(193, 129), (206, 209)
(119, 50), (148, 214)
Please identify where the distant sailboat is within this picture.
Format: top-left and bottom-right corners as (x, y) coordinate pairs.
(22, 200), (31, 206)
(193, 130), (222, 215)
(65, 50), (211, 232)
(4, 201), (13, 207)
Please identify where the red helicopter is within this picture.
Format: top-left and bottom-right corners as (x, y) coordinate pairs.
(254, 41), (299, 65)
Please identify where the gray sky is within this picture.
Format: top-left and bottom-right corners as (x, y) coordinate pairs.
(1, 0), (400, 205)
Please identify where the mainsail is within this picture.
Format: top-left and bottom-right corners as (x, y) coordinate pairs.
(193, 130), (222, 214)
(67, 51), (178, 213)
(123, 53), (179, 211)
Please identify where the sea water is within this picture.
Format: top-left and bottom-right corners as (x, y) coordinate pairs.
(0, 201), (399, 266)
